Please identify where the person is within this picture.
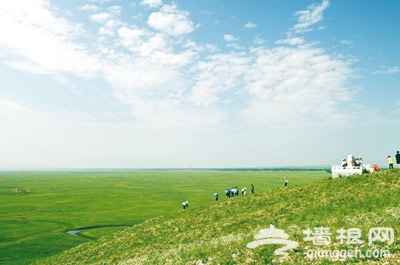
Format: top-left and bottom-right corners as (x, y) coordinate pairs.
(251, 184), (254, 194)
(241, 187), (246, 196)
(185, 200), (189, 209)
(341, 159), (348, 168)
(395, 151), (400, 169)
(182, 200), (186, 210)
(373, 163), (380, 172)
(214, 193), (218, 201)
(387, 155), (394, 169)
(232, 187), (238, 197)
(284, 177), (288, 188)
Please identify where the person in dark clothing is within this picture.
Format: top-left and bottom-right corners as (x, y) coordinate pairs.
(251, 184), (254, 194)
(396, 151), (400, 169)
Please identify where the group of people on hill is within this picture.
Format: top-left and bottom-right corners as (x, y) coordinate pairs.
(212, 184), (255, 201)
(224, 186), (244, 198)
(340, 151), (400, 172)
(224, 183), (256, 199)
(369, 151), (400, 172)
(217, 180), (287, 200)
(181, 152), (400, 210)
(182, 177), (294, 209)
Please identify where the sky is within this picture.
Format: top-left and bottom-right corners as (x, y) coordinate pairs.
(0, 0), (399, 169)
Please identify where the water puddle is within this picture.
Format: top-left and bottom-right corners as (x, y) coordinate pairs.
(66, 229), (85, 236)
(66, 225), (130, 237)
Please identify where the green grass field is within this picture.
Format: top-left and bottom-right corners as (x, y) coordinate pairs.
(33, 169), (400, 265)
(0, 169), (329, 265)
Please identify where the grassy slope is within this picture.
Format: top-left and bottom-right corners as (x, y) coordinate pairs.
(36, 170), (400, 265)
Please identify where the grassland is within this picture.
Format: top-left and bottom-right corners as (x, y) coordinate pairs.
(0, 169), (328, 265)
(33, 169), (400, 265)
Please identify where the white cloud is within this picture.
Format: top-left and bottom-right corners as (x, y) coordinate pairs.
(141, 0), (163, 8)
(90, 6), (122, 36)
(89, 0), (112, 4)
(147, 4), (197, 36)
(187, 52), (250, 106)
(0, 0), (354, 134)
(293, 0), (329, 34)
(245, 22), (257, 29)
(224, 34), (238, 42)
(241, 45), (354, 129)
(0, 0), (368, 168)
(0, 0), (100, 78)
(117, 25), (196, 63)
(118, 26), (148, 51)
(90, 12), (112, 23)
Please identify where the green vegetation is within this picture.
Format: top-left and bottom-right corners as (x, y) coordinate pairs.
(0, 170), (327, 265)
(34, 170), (399, 265)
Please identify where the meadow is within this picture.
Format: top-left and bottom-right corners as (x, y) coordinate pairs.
(35, 169), (400, 265)
(0, 169), (329, 265)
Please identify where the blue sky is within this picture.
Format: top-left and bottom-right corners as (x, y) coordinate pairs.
(0, 0), (399, 169)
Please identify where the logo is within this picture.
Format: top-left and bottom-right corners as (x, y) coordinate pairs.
(247, 224), (393, 261)
(246, 224), (299, 261)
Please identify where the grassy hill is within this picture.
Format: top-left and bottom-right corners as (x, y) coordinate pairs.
(35, 170), (400, 265)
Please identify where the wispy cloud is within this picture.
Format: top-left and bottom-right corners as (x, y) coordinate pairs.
(242, 45), (353, 129)
(340, 40), (353, 46)
(276, 37), (305, 46)
(292, 0), (329, 34)
(372, 66), (400, 75)
(276, 0), (329, 47)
